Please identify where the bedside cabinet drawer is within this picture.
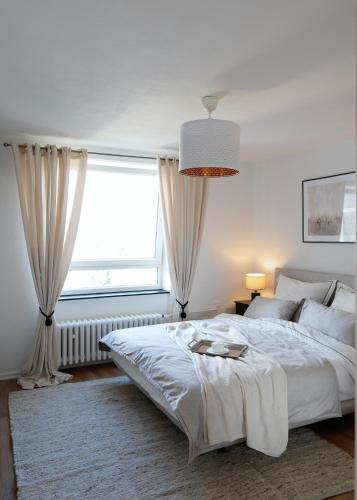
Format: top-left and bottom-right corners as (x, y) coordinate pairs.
(234, 300), (251, 315)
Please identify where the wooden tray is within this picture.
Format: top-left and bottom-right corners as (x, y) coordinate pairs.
(188, 339), (247, 359)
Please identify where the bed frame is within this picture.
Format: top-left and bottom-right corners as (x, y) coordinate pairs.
(275, 267), (355, 290)
(109, 267), (355, 453)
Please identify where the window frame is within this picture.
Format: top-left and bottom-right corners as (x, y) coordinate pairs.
(61, 157), (164, 296)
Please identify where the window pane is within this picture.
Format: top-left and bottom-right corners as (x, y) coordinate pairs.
(72, 167), (159, 260)
(63, 268), (158, 291)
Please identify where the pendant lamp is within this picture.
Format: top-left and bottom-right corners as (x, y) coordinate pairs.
(179, 96), (240, 177)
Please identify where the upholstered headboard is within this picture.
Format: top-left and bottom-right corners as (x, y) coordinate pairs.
(275, 267), (355, 290)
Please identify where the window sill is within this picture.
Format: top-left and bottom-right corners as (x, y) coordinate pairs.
(59, 289), (170, 301)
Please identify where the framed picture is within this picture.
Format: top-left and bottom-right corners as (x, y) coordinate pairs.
(302, 172), (356, 243)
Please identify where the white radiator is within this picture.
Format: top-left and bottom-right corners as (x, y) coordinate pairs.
(57, 313), (164, 368)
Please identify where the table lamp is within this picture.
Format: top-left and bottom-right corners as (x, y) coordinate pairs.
(245, 273), (266, 300)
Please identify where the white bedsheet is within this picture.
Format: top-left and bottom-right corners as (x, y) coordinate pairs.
(219, 314), (355, 423)
(222, 315), (356, 398)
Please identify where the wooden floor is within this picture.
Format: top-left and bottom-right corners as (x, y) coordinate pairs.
(0, 363), (354, 500)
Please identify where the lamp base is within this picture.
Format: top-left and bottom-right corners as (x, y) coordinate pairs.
(251, 291), (260, 300)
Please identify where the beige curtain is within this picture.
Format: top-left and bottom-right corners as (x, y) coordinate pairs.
(12, 144), (87, 389)
(158, 157), (207, 320)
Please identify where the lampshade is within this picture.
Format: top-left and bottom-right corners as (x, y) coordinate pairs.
(179, 119), (240, 177)
(245, 273), (266, 291)
(179, 96), (240, 177)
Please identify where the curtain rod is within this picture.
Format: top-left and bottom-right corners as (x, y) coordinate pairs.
(3, 142), (178, 162)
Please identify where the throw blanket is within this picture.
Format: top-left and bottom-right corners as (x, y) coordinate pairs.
(167, 320), (288, 457)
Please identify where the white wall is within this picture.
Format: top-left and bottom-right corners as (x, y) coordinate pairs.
(0, 144), (255, 377)
(251, 140), (356, 293)
(190, 167), (255, 314)
(0, 146), (38, 378)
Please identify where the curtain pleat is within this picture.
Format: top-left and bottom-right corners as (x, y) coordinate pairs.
(12, 144), (87, 389)
(158, 157), (207, 320)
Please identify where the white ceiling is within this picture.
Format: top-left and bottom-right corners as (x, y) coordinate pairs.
(0, 0), (355, 162)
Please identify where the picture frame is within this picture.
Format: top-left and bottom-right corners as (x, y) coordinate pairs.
(302, 172), (356, 243)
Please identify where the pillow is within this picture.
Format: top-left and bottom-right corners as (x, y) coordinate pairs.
(298, 299), (355, 346)
(244, 296), (299, 321)
(330, 282), (355, 314)
(275, 274), (336, 305)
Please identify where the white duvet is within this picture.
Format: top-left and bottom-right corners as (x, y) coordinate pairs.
(167, 314), (355, 458)
(102, 313), (355, 461)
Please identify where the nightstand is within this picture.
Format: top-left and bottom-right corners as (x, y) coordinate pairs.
(234, 299), (251, 315)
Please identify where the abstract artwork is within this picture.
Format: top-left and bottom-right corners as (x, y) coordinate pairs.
(302, 172), (356, 243)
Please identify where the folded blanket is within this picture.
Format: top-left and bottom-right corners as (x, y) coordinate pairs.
(168, 320), (288, 457)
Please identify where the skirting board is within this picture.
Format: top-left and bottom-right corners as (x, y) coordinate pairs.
(0, 371), (22, 381)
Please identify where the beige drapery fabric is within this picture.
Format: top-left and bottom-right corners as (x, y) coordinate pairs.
(12, 144), (87, 389)
(158, 157), (207, 320)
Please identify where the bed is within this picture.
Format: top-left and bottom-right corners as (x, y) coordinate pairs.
(100, 268), (355, 461)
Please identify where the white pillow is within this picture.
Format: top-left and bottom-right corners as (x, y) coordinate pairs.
(330, 283), (355, 314)
(244, 296), (299, 321)
(298, 299), (355, 346)
(275, 275), (336, 305)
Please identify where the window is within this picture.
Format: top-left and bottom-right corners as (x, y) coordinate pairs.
(62, 155), (164, 295)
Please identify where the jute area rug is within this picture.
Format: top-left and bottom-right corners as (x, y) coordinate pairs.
(9, 376), (354, 500)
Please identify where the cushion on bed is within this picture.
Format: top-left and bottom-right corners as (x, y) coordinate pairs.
(244, 296), (299, 320)
(330, 282), (355, 314)
(298, 299), (355, 346)
(275, 275), (336, 306)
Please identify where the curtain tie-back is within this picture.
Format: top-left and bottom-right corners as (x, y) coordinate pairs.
(39, 307), (55, 326)
(176, 299), (189, 320)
